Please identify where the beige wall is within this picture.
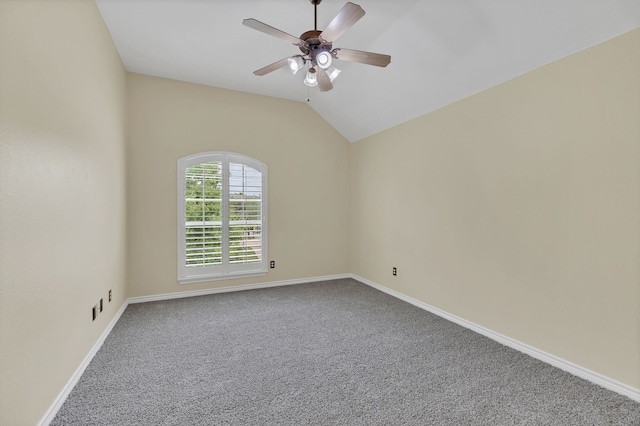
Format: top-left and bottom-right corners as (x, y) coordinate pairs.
(350, 29), (640, 389)
(126, 74), (350, 298)
(0, 1), (128, 424)
(1, 2), (637, 422)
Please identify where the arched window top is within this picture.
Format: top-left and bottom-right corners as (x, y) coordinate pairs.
(180, 152), (267, 174)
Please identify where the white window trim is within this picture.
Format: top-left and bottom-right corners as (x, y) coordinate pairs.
(177, 152), (268, 284)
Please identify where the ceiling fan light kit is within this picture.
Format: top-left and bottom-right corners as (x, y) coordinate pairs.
(304, 68), (318, 87)
(288, 56), (305, 74)
(243, 0), (390, 93)
(316, 51), (332, 69)
(326, 66), (341, 82)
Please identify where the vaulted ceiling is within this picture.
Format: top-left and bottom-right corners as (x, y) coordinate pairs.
(96, 0), (640, 142)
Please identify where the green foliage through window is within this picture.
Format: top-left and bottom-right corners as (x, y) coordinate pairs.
(184, 160), (263, 268)
(185, 162), (222, 267)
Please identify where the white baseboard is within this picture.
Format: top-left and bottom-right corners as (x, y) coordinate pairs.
(39, 273), (349, 425)
(40, 272), (638, 425)
(128, 274), (351, 304)
(351, 274), (640, 403)
(38, 299), (130, 426)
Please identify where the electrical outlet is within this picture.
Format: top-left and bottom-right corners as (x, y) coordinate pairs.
(100, 298), (103, 313)
(108, 289), (112, 302)
(92, 305), (97, 321)
(270, 261), (275, 269)
(393, 267), (397, 276)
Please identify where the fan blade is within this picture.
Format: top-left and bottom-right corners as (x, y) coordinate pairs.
(333, 48), (391, 67)
(320, 2), (365, 43)
(317, 67), (333, 92)
(243, 18), (302, 45)
(253, 58), (290, 76)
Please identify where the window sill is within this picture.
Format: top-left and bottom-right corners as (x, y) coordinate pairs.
(178, 270), (267, 285)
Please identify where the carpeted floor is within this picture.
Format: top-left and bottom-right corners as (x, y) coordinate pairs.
(52, 279), (640, 425)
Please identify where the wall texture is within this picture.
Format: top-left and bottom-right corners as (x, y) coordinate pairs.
(350, 29), (640, 389)
(0, 1), (128, 424)
(1, 3), (637, 422)
(126, 74), (350, 298)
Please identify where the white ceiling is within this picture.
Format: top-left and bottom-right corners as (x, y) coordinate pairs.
(95, 0), (640, 142)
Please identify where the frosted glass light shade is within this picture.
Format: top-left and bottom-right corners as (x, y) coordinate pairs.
(316, 51), (332, 69)
(288, 56), (305, 74)
(326, 66), (341, 82)
(304, 68), (318, 87)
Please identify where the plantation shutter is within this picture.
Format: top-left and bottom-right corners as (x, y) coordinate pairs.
(228, 162), (263, 265)
(184, 161), (223, 268)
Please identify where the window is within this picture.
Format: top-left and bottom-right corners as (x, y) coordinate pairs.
(178, 152), (267, 284)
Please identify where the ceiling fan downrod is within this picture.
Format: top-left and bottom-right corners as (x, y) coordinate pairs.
(310, 0), (323, 30)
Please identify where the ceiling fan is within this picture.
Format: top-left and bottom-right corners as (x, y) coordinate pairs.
(243, 0), (391, 92)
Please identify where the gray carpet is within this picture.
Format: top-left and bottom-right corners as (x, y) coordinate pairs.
(52, 279), (640, 425)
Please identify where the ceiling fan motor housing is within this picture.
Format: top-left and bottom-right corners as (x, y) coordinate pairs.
(299, 30), (333, 67)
